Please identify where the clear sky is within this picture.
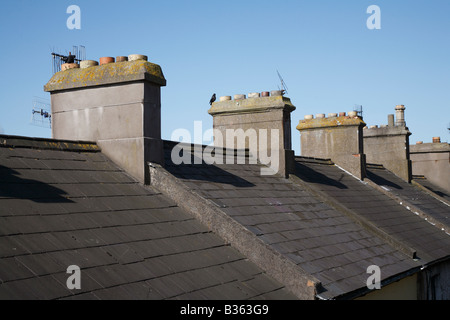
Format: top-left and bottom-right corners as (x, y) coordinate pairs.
(0, 0), (449, 155)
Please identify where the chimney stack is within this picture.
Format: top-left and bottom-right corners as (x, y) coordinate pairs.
(296, 112), (367, 180)
(363, 105), (412, 182)
(208, 91), (296, 177)
(44, 55), (166, 184)
(410, 139), (450, 192)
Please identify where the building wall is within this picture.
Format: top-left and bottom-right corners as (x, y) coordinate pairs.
(358, 260), (450, 300)
(410, 142), (450, 192)
(356, 274), (418, 300)
(418, 260), (450, 300)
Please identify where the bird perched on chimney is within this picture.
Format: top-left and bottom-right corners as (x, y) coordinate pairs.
(209, 93), (216, 105)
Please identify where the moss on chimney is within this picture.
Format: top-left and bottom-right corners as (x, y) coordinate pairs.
(44, 60), (166, 92)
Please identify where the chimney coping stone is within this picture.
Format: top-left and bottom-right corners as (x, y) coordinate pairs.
(208, 95), (295, 116)
(44, 60), (166, 92)
(296, 116), (366, 131)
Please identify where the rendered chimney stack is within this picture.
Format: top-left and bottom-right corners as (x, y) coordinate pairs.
(296, 112), (367, 180)
(44, 54), (166, 184)
(410, 138), (450, 192)
(363, 105), (412, 182)
(395, 105), (406, 127)
(208, 91), (296, 177)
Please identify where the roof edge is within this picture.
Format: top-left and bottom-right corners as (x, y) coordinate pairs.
(0, 134), (100, 152)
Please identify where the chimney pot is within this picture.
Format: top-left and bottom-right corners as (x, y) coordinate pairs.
(339, 112), (346, 117)
(395, 105), (406, 127)
(261, 91), (270, 97)
(115, 56), (128, 62)
(234, 94), (246, 100)
(348, 111), (358, 117)
(432, 137), (441, 143)
(219, 96), (232, 102)
(248, 92), (260, 98)
(304, 114), (314, 120)
(271, 90), (283, 96)
(80, 60), (98, 69)
(315, 113), (325, 119)
(61, 63), (80, 71)
(416, 141), (423, 144)
(99, 57), (115, 65)
(328, 113), (338, 118)
(388, 114), (395, 127)
(128, 54), (148, 62)
(369, 125), (378, 129)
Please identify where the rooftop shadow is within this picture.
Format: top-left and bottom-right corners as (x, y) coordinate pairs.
(0, 165), (74, 203)
(163, 143), (256, 188)
(293, 161), (348, 189)
(366, 169), (402, 190)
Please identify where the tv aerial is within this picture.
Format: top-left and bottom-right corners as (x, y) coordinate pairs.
(353, 104), (363, 118)
(51, 45), (86, 73)
(31, 97), (52, 129)
(277, 70), (288, 96)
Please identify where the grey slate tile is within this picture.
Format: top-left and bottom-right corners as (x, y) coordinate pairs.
(83, 265), (129, 289)
(59, 292), (100, 300)
(100, 243), (144, 264)
(9, 234), (61, 254)
(16, 253), (66, 276)
(0, 236), (30, 258)
(0, 257), (35, 282)
(4, 275), (72, 300)
(242, 274), (284, 295)
(146, 276), (188, 299)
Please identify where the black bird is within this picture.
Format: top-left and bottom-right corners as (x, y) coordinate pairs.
(209, 93), (216, 105)
(61, 52), (76, 64)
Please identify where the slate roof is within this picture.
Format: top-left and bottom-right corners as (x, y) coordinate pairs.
(366, 164), (450, 232)
(412, 175), (450, 203)
(162, 142), (422, 299)
(293, 157), (450, 265)
(0, 135), (296, 300)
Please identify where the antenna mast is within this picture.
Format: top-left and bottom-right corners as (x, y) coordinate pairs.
(31, 97), (52, 129)
(353, 104), (363, 118)
(51, 45), (86, 73)
(277, 70), (288, 96)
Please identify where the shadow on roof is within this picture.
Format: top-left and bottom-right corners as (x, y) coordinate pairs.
(293, 161), (348, 189)
(366, 169), (402, 190)
(164, 143), (256, 188)
(0, 165), (74, 203)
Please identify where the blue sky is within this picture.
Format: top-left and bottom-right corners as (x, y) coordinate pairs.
(0, 0), (449, 154)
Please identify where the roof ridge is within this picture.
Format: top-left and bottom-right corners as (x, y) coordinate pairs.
(0, 134), (99, 152)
